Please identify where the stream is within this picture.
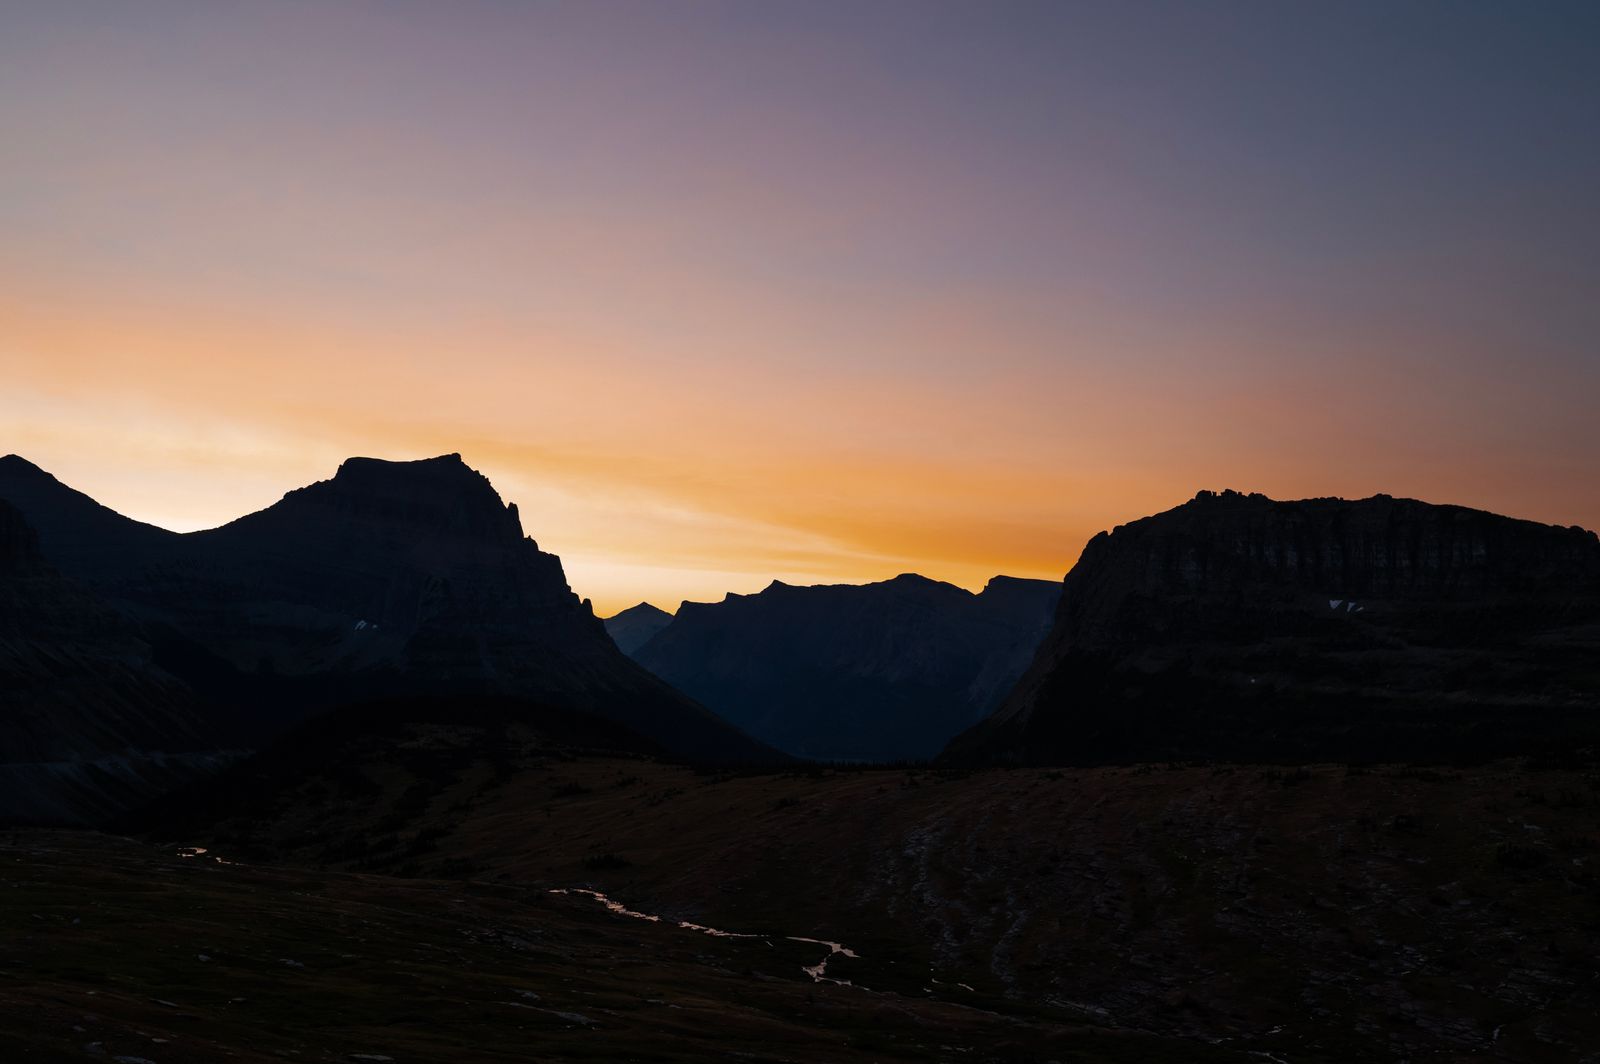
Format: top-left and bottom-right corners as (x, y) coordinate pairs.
(549, 888), (860, 986)
(175, 848), (863, 987)
(175, 846), (235, 865)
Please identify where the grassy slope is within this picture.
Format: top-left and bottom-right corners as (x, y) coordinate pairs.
(127, 723), (1600, 1062)
(0, 831), (1222, 1063)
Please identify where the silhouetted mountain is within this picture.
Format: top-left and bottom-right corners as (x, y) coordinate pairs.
(947, 490), (1600, 765)
(0, 499), (230, 823)
(0, 455), (186, 597)
(604, 602), (674, 655)
(175, 454), (620, 689)
(0, 454), (774, 784)
(633, 573), (1060, 761)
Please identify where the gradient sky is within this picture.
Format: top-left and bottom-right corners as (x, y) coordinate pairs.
(3, 2), (1598, 615)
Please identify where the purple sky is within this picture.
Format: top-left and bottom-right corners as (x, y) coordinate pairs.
(3, 2), (1598, 612)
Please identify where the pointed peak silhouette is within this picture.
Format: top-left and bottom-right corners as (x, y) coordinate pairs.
(602, 602), (674, 656)
(0, 454), (54, 481)
(612, 602), (671, 620)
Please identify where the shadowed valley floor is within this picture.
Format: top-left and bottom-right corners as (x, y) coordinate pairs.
(109, 716), (1600, 1062)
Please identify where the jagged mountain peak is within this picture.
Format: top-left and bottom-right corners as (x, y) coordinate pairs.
(0, 454), (775, 795)
(225, 453), (528, 546)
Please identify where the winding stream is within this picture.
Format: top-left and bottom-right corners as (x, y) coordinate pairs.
(549, 888), (860, 985)
(175, 846), (235, 865)
(176, 851), (864, 987)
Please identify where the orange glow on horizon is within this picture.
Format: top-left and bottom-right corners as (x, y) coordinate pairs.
(4, 5), (1597, 615)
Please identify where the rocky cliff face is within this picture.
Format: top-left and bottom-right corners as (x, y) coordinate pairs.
(605, 602), (674, 655)
(176, 454), (603, 682)
(634, 573), (1060, 761)
(0, 455), (773, 789)
(0, 500), (225, 823)
(948, 490), (1600, 764)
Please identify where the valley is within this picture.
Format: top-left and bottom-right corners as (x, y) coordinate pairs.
(9, 8), (1600, 1061)
(112, 719), (1600, 1062)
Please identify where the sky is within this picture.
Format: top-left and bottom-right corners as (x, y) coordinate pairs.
(3, 1), (1598, 615)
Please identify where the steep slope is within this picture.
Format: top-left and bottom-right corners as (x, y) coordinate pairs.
(1, 454), (772, 765)
(0, 455), (185, 603)
(604, 602), (674, 655)
(634, 573), (1060, 761)
(0, 500), (227, 824)
(177, 454), (602, 683)
(948, 490), (1600, 764)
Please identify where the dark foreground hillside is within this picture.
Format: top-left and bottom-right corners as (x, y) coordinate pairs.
(1, 831), (1221, 1064)
(117, 718), (1600, 1062)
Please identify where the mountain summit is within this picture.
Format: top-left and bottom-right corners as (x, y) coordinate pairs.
(259, 454), (529, 545)
(603, 602), (674, 655)
(181, 454), (589, 676)
(948, 490), (1600, 764)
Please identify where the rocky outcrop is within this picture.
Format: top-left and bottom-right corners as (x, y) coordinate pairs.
(604, 602), (674, 655)
(634, 573), (1060, 761)
(948, 490), (1600, 764)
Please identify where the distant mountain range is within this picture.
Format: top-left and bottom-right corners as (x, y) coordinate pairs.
(947, 489), (1600, 764)
(0, 453), (772, 821)
(624, 574), (1060, 761)
(604, 602), (674, 655)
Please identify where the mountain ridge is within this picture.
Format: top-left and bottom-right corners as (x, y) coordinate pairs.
(947, 488), (1600, 764)
(0, 454), (775, 823)
(604, 602), (674, 655)
(633, 571), (1060, 761)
